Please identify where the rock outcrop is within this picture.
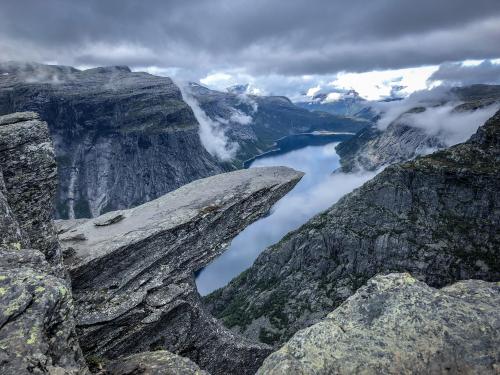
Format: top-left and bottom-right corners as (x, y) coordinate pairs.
(0, 112), (87, 374)
(105, 351), (209, 375)
(0, 112), (64, 274)
(257, 273), (500, 374)
(337, 84), (500, 172)
(0, 63), (229, 219)
(206, 109), (500, 347)
(57, 167), (303, 375)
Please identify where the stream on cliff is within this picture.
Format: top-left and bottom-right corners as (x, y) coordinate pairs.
(195, 136), (377, 295)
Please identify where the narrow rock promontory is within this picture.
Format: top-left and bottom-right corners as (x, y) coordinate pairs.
(57, 166), (303, 375)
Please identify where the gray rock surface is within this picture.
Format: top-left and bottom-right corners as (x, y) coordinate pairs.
(105, 351), (209, 375)
(257, 273), (500, 375)
(0, 112), (87, 374)
(57, 166), (303, 375)
(0, 112), (64, 274)
(206, 109), (500, 347)
(337, 84), (500, 172)
(0, 63), (229, 219)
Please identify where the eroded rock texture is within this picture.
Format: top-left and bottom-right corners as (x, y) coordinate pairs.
(57, 167), (303, 375)
(207, 109), (500, 347)
(257, 273), (500, 375)
(0, 112), (87, 374)
(0, 112), (63, 274)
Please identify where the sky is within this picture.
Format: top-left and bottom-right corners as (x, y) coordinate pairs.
(1, 0), (500, 100)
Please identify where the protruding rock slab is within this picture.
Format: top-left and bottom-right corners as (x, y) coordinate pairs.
(105, 351), (209, 375)
(58, 166), (303, 375)
(258, 273), (500, 374)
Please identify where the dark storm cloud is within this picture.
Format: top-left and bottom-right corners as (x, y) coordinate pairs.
(428, 60), (500, 86)
(0, 0), (499, 76)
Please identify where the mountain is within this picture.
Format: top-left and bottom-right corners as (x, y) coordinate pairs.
(0, 62), (229, 219)
(188, 83), (368, 163)
(337, 84), (500, 172)
(205, 108), (500, 347)
(295, 89), (370, 117)
(0, 63), (366, 219)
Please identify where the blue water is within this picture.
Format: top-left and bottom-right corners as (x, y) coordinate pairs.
(195, 142), (377, 295)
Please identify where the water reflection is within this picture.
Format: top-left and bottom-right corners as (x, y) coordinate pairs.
(196, 142), (377, 295)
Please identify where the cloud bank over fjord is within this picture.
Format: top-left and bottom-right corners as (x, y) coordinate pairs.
(177, 82), (238, 160)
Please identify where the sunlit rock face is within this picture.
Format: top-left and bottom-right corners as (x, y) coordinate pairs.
(57, 166), (303, 375)
(257, 273), (500, 375)
(206, 109), (500, 347)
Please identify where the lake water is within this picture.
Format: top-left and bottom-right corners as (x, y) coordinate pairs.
(195, 139), (378, 296)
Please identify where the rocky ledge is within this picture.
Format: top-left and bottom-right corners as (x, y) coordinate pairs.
(258, 273), (500, 374)
(57, 166), (303, 375)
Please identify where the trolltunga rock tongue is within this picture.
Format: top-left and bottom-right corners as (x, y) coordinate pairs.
(58, 166), (303, 375)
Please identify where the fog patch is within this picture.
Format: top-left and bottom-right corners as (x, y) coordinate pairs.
(177, 82), (238, 160)
(402, 103), (500, 146)
(373, 86), (499, 146)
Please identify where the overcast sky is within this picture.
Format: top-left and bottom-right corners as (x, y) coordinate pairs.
(1, 0), (500, 99)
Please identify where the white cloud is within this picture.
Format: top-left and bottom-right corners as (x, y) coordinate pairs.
(403, 103), (500, 146)
(177, 82), (238, 160)
(328, 65), (439, 100)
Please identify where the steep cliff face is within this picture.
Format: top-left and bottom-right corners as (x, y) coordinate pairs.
(0, 112), (64, 274)
(258, 273), (500, 374)
(337, 84), (500, 172)
(206, 109), (500, 347)
(188, 83), (367, 163)
(57, 167), (303, 375)
(0, 63), (228, 219)
(0, 112), (87, 374)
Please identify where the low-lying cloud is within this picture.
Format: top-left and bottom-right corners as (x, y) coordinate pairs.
(374, 86), (499, 146)
(403, 103), (500, 146)
(178, 82), (238, 160)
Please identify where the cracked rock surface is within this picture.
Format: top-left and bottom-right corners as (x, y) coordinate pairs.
(0, 112), (87, 374)
(257, 273), (500, 374)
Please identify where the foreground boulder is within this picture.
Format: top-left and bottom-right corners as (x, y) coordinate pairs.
(0, 112), (87, 374)
(207, 109), (500, 346)
(258, 273), (500, 374)
(57, 166), (303, 375)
